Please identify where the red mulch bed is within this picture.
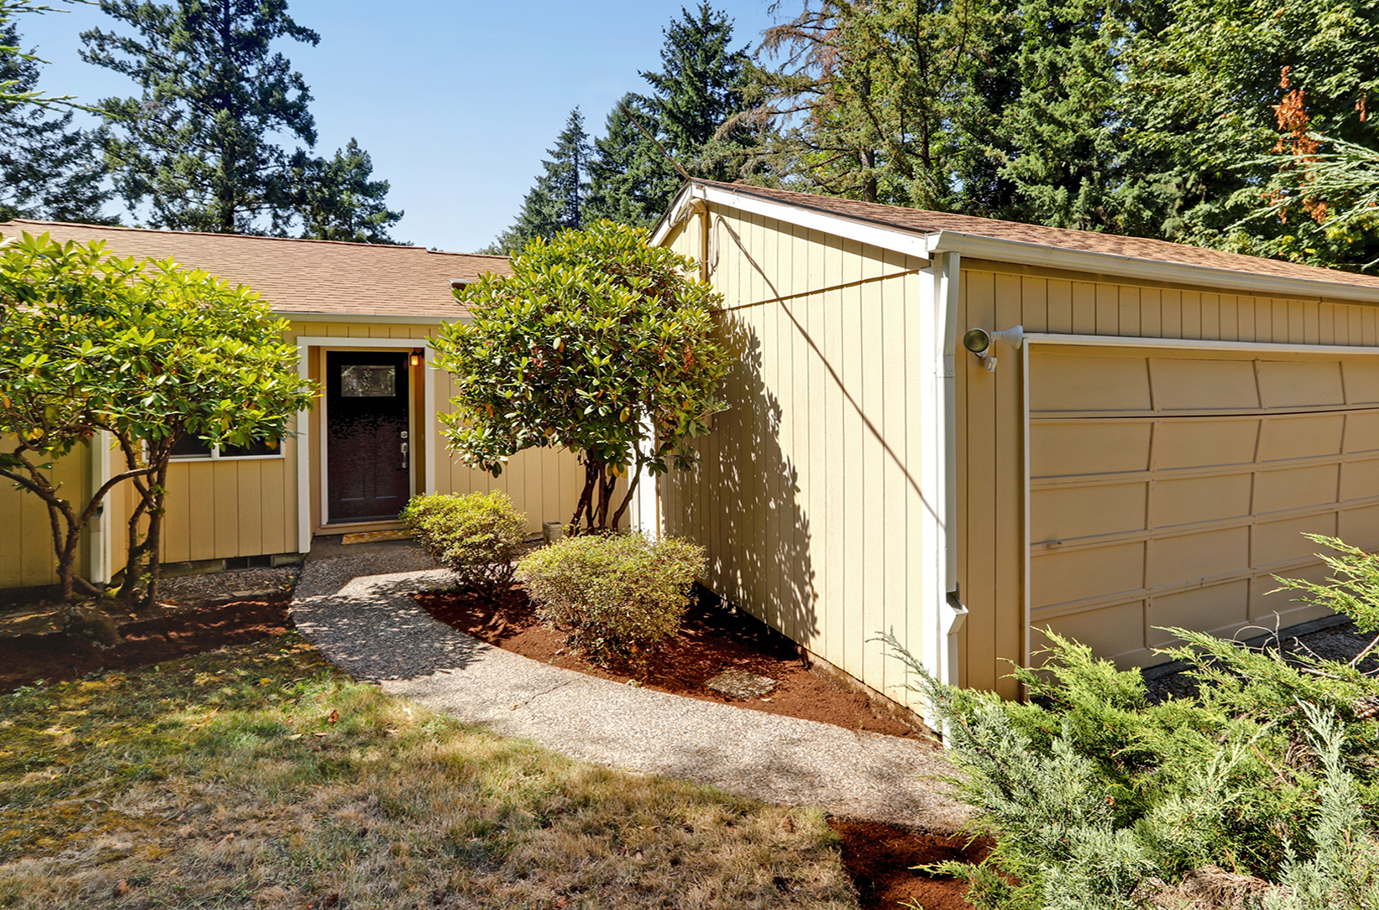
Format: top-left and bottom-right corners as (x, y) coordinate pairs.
(414, 586), (925, 738)
(829, 819), (991, 910)
(0, 594), (291, 692)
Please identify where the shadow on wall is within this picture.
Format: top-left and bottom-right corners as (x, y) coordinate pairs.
(666, 311), (820, 656)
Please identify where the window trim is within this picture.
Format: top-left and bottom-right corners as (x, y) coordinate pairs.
(169, 439), (285, 462)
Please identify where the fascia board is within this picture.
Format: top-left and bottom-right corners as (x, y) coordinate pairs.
(926, 230), (1379, 306)
(650, 182), (699, 247)
(696, 184), (931, 260)
(280, 312), (451, 325)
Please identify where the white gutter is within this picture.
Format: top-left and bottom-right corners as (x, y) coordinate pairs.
(926, 230), (1379, 306)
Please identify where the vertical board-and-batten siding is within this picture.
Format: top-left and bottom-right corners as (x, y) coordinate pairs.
(661, 208), (932, 709)
(959, 261), (1379, 696)
(0, 438), (92, 588)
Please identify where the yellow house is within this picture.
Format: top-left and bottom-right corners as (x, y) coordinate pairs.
(653, 180), (1379, 707)
(0, 220), (589, 593)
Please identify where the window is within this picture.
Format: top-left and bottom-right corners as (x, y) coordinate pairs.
(170, 434), (282, 460)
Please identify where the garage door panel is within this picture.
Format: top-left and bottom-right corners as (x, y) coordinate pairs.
(1153, 359), (1258, 411)
(1027, 347), (1379, 672)
(1254, 513), (1337, 566)
(1341, 459), (1379, 504)
(1345, 362), (1379, 404)
(1030, 352), (1150, 413)
(1031, 542), (1145, 609)
(1258, 414), (1345, 462)
(1258, 360), (1345, 408)
(1154, 419), (1258, 471)
(1032, 601), (1144, 665)
(1148, 581), (1250, 647)
(1154, 473), (1253, 527)
(1255, 464), (1339, 514)
(1339, 504), (1379, 545)
(1345, 412), (1379, 453)
(1030, 422), (1151, 478)
(1250, 561), (1328, 622)
(1032, 483), (1147, 543)
(1147, 527), (1251, 588)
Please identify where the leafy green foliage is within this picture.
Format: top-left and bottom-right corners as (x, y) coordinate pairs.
(434, 220), (728, 532)
(516, 533), (705, 668)
(887, 536), (1379, 906)
(400, 492), (528, 596)
(0, 230), (315, 604)
(0, 20), (114, 224)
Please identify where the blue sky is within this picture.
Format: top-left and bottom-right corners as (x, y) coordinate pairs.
(16, 0), (785, 252)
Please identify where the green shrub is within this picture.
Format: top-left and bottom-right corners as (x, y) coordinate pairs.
(515, 533), (706, 668)
(889, 534), (1379, 909)
(400, 492), (529, 595)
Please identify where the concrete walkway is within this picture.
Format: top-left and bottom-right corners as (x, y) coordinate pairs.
(289, 540), (972, 834)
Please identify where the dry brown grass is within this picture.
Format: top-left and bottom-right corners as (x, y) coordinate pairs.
(0, 633), (858, 909)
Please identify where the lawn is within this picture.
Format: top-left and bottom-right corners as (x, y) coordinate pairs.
(0, 632), (858, 909)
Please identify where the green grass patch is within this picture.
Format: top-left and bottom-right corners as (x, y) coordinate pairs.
(0, 633), (856, 909)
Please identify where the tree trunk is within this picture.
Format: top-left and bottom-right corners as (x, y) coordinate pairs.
(139, 457), (170, 610)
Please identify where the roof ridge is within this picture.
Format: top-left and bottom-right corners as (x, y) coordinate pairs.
(0, 218), (505, 261)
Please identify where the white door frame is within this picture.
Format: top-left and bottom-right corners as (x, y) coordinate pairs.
(295, 336), (438, 552)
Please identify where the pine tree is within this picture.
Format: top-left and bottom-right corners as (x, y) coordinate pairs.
(489, 108), (592, 253)
(994, 0), (1169, 234)
(0, 21), (113, 223)
(292, 139), (403, 244)
(747, 0), (1001, 208)
(585, 94), (680, 227)
(586, 4), (759, 227)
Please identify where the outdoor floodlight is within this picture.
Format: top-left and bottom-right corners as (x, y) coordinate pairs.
(962, 325), (1024, 371)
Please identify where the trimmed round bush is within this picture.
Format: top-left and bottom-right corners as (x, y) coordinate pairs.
(400, 492), (529, 595)
(516, 533), (706, 668)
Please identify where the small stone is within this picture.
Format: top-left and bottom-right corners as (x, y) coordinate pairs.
(706, 669), (777, 700)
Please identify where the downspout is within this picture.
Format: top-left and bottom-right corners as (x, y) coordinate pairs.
(931, 249), (966, 688)
(686, 194), (709, 281)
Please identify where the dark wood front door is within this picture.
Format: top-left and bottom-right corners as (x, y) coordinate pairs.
(326, 350), (412, 523)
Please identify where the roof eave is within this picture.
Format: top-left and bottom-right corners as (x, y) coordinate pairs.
(926, 230), (1379, 305)
(277, 311), (456, 325)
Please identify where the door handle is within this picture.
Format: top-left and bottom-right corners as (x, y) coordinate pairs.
(400, 440), (409, 469)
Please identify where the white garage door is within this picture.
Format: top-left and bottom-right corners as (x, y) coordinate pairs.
(1028, 344), (1379, 668)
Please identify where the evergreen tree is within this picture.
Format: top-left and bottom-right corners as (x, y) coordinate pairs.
(0, 21), (113, 223)
(994, 0), (1174, 234)
(746, 0), (1004, 208)
(1119, 0), (1379, 269)
(292, 139), (403, 244)
(82, 0), (322, 234)
(585, 94), (681, 227)
(489, 108), (592, 253)
(586, 3), (759, 227)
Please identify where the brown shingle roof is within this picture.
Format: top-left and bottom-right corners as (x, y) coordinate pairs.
(0, 219), (511, 319)
(697, 180), (1379, 292)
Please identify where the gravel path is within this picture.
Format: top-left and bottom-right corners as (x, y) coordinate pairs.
(290, 544), (973, 834)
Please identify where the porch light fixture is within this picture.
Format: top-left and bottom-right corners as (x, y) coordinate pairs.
(410, 349), (422, 367)
(962, 325), (1024, 372)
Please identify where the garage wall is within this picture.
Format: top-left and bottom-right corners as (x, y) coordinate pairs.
(959, 262), (1379, 694)
(660, 208), (935, 709)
